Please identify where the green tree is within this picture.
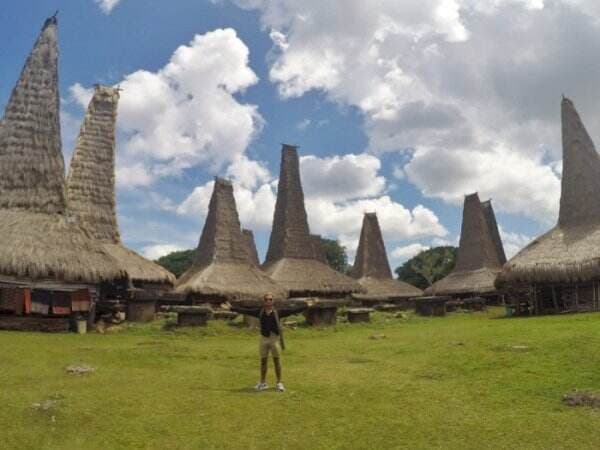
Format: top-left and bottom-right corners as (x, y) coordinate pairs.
(319, 237), (349, 273)
(394, 246), (457, 289)
(155, 249), (196, 278)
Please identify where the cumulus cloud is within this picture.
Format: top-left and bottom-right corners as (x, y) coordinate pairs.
(300, 153), (385, 201)
(141, 244), (186, 260)
(390, 243), (430, 263)
(95, 0), (122, 14)
(70, 28), (262, 189)
(232, 0), (600, 226)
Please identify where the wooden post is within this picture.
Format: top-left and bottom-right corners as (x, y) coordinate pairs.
(532, 284), (538, 316)
(552, 286), (558, 312)
(575, 284), (579, 310)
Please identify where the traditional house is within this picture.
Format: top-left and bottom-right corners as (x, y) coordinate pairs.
(262, 145), (362, 298)
(497, 97), (600, 315)
(175, 178), (287, 303)
(425, 193), (505, 300)
(66, 85), (175, 306)
(0, 17), (123, 331)
(350, 213), (422, 304)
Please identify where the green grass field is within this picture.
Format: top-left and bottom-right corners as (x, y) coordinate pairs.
(2, 308), (600, 449)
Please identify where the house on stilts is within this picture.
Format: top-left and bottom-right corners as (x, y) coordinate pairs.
(425, 193), (506, 303)
(350, 213), (422, 306)
(0, 16), (123, 331)
(65, 85), (176, 321)
(262, 145), (362, 323)
(175, 178), (287, 304)
(497, 97), (600, 315)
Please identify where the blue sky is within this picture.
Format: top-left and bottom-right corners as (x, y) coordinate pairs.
(3, 0), (593, 267)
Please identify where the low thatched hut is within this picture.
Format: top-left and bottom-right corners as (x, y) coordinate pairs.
(350, 213), (422, 305)
(175, 178), (287, 303)
(0, 17), (123, 331)
(262, 145), (362, 298)
(497, 97), (600, 315)
(425, 193), (505, 300)
(66, 85), (175, 305)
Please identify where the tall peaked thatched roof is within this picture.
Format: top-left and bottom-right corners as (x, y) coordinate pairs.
(176, 178), (286, 300)
(242, 229), (260, 266)
(0, 16), (65, 214)
(426, 193), (502, 296)
(66, 85), (174, 285)
(310, 235), (328, 264)
(481, 200), (507, 266)
(0, 17), (123, 285)
(263, 144), (362, 296)
(498, 97), (600, 286)
(67, 85), (120, 243)
(350, 213), (422, 300)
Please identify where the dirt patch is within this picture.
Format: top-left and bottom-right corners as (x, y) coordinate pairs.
(563, 391), (600, 408)
(65, 364), (95, 375)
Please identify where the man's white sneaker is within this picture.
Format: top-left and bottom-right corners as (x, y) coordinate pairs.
(276, 382), (285, 392)
(255, 382), (268, 391)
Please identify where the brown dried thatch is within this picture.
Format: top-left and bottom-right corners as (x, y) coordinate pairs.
(66, 85), (174, 285)
(498, 97), (600, 286)
(176, 178), (287, 300)
(350, 213), (422, 300)
(242, 229), (260, 266)
(263, 144), (362, 296)
(426, 193), (502, 295)
(0, 17), (123, 286)
(310, 235), (328, 264)
(0, 17), (66, 214)
(0, 209), (123, 284)
(481, 200), (507, 265)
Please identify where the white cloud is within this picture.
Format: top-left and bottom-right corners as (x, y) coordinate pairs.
(499, 226), (533, 259)
(233, 0), (600, 227)
(296, 118), (311, 130)
(300, 153), (385, 201)
(405, 145), (561, 223)
(71, 28), (262, 189)
(390, 243), (430, 262)
(141, 244), (186, 260)
(95, 0), (122, 14)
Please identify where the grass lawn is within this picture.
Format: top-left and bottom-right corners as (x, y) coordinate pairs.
(2, 308), (600, 449)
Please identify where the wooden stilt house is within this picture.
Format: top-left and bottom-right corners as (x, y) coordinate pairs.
(497, 97), (600, 315)
(0, 17), (123, 331)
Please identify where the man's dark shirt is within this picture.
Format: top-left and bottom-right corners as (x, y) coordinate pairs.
(230, 304), (305, 337)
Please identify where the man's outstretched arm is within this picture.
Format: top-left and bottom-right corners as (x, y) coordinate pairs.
(223, 302), (261, 318)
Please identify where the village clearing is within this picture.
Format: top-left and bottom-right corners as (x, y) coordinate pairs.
(2, 308), (600, 449)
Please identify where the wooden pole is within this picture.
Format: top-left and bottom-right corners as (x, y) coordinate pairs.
(533, 284), (538, 316)
(552, 286), (558, 312)
(575, 284), (579, 311)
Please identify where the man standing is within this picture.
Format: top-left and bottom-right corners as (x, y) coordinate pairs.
(225, 294), (309, 392)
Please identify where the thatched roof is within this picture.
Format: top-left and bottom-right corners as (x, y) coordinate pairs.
(481, 200), (507, 265)
(350, 213), (422, 299)
(498, 97), (600, 286)
(0, 209), (124, 284)
(66, 85), (120, 243)
(242, 229), (260, 266)
(0, 16), (66, 214)
(263, 145), (362, 296)
(175, 178), (287, 300)
(0, 17), (124, 286)
(426, 193), (502, 295)
(310, 235), (328, 264)
(66, 85), (174, 285)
